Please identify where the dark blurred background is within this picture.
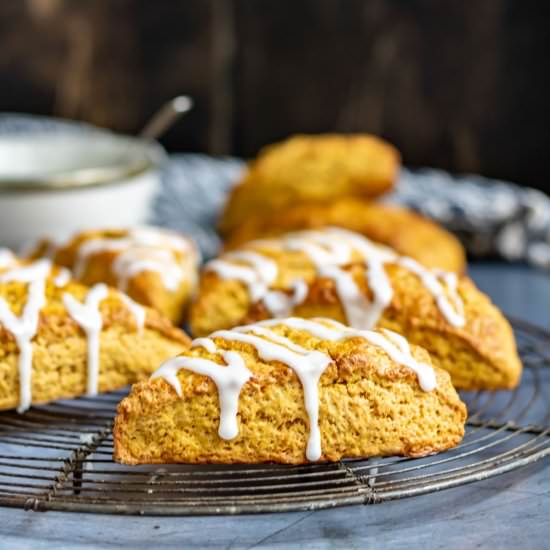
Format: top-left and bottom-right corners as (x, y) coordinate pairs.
(1, 0), (549, 192)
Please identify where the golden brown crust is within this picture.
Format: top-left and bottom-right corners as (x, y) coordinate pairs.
(29, 228), (197, 325)
(220, 134), (401, 235)
(0, 276), (189, 347)
(0, 271), (190, 410)
(113, 323), (467, 465)
(224, 198), (466, 273)
(189, 245), (521, 391)
(0, 326), (187, 411)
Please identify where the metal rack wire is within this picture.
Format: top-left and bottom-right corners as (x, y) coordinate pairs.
(0, 317), (548, 516)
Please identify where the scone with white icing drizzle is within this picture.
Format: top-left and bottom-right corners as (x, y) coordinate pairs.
(28, 226), (199, 325)
(189, 227), (521, 391)
(114, 318), (466, 465)
(219, 134), (400, 236)
(224, 198), (466, 273)
(0, 258), (190, 412)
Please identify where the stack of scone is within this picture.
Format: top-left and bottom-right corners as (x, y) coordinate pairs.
(220, 134), (465, 273)
(0, 134), (522, 468)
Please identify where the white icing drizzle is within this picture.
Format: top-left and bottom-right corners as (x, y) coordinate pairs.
(205, 260), (268, 302)
(205, 227), (465, 329)
(317, 266), (383, 329)
(63, 284), (109, 396)
(320, 227), (396, 325)
(113, 248), (185, 292)
(284, 230), (352, 267)
(53, 267), (72, 288)
(74, 239), (128, 278)
(232, 324), (311, 354)
(205, 255), (306, 317)
(433, 269), (465, 325)
(257, 318), (436, 391)
(209, 329), (332, 461)
(204, 250), (278, 305)
(262, 279), (308, 317)
(117, 292), (146, 332)
(357, 328), (436, 392)
(71, 226), (197, 294)
(398, 258), (465, 327)
(192, 337), (217, 353)
(318, 318), (437, 391)
(257, 317), (347, 341)
(152, 349), (252, 440)
(152, 317), (437, 462)
(63, 285), (147, 396)
(224, 251), (278, 285)
(0, 260), (51, 412)
(324, 227), (397, 263)
(130, 226), (192, 252)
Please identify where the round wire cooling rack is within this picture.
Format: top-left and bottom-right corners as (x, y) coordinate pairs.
(0, 318), (548, 516)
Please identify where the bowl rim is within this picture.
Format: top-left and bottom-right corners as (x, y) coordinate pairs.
(0, 133), (166, 193)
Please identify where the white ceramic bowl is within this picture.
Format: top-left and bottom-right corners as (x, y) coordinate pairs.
(0, 130), (166, 251)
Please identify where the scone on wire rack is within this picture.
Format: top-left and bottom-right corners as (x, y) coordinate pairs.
(27, 226), (199, 325)
(189, 227), (521, 391)
(219, 133), (400, 236)
(0, 256), (190, 412)
(224, 197), (466, 274)
(113, 318), (467, 465)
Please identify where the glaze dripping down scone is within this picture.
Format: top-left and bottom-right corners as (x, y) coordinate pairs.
(189, 228), (521, 391)
(0, 258), (190, 412)
(224, 197), (466, 274)
(114, 318), (466, 465)
(219, 134), (400, 236)
(28, 226), (199, 325)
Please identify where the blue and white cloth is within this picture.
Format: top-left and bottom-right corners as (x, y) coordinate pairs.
(156, 154), (550, 267)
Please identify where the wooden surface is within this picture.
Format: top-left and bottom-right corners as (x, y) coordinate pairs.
(0, 1), (549, 191)
(0, 261), (548, 549)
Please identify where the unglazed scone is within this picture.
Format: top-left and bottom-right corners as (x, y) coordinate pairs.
(219, 134), (400, 235)
(224, 198), (466, 273)
(189, 228), (521, 390)
(114, 318), (467, 465)
(28, 226), (199, 325)
(0, 258), (190, 412)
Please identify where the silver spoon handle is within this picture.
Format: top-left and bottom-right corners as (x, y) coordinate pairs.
(139, 95), (193, 140)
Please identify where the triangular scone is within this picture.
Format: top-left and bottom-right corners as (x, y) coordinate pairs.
(224, 198), (466, 273)
(189, 228), (521, 391)
(114, 318), (466, 465)
(27, 226), (199, 324)
(219, 134), (400, 236)
(0, 258), (190, 412)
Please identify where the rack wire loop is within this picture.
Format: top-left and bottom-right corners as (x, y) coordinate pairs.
(0, 318), (548, 515)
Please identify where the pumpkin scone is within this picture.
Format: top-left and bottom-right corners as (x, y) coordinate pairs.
(0, 258), (190, 412)
(189, 228), (521, 391)
(114, 318), (467, 465)
(27, 226), (199, 325)
(219, 134), (400, 236)
(224, 197), (466, 273)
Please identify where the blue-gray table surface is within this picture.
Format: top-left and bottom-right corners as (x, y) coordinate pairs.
(0, 262), (549, 550)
